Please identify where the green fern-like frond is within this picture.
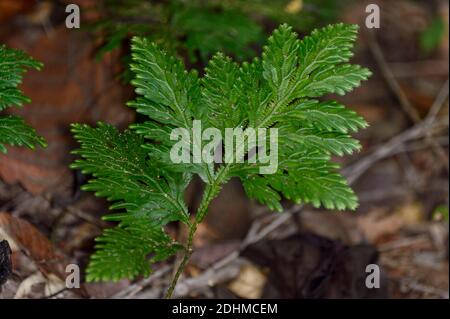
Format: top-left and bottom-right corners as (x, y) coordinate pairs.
(72, 23), (370, 282)
(0, 116), (45, 153)
(86, 217), (182, 282)
(71, 123), (189, 281)
(128, 37), (214, 182)
(0, 45), (46, 153)
(202, 53), (242, 131)
(229, 24), (370, 211)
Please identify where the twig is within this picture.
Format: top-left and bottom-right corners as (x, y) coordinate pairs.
(42, 287), (68, 299)
(110, 266), (171, 299)
(138, 258), (244, 299)
(366, 30), (421, 123)
(65, 206), (109, 229)
(425, 79), (449, 122)
(401, 279), (449, 299)
(424, 79), (450, 172)
(388, 60), (449, 78)
(378, 235), (430, 252)
(344, 118), (448, 184)
(367, 31), (448, 172)
(170, 259), (244, 298)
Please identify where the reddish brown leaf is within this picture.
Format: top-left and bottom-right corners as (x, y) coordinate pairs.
(0, 212), (55, 264)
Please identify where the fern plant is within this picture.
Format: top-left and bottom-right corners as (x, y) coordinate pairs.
(71, 23), (371, 298)
(0, 45), (46, 153)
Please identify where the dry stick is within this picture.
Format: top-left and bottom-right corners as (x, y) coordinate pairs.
(424, 79), (450, 172)
(389, 60), (449, 78)
(344, 118), (448, 185)
(425, 79), (449, 121)
(389, 136), (449, 156)
(366, 30), (421, 123)
(110, 265), (171, 299)
(403, 279), (449, 299)
(367, 29), (449, 172)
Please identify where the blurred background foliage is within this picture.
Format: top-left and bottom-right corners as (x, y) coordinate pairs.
(89, 0), (349, 80)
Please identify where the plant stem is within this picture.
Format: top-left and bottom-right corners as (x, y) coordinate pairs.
(164, 220), (197, 299)
(164, 182), (219, 298)
(165, 165), (232, 298)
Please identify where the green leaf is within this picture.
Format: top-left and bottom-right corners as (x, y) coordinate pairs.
(128, 37), (213, 182)
(297, 23), (359, 78)
(283, 127), (361, 156)
(128, 37), (202, 127)
(202, 53), (241, 131)
(86, 217), (182, 282)
(283, 100), (368, 134)
(420, 17), (445, 54)
(0, 45), (45, 153)
(271, 157), (359, 211)
(292, 23), (372, 97)
(0, 45), (42, 111)
(0, 116), (46, 153)
(299, 64), (372, 97)
(226, 23), (370, 211)
(242, 176), (282, 212)
(262, 24), (299, 98)
(71, 123), (190, 224)
(71, 123), (190, 281)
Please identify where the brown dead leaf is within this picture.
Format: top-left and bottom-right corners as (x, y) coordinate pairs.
(357, 209), (405, 243)
(0, 213), (82, 297)
(0, 212), (55, 264)
(395, 201), (425, 226)
(228, 262), (267, 299)
(63, 222), (100, 254)
(0, 212), (68, 283)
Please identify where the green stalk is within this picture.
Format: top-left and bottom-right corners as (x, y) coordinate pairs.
(165, 178), (223, 298)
